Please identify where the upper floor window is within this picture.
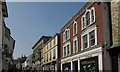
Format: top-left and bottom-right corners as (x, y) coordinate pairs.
(67, 44), (70, 55)
(63, 29), (70, 43)
(86, 11), (90, 26)
(81, 16), (86, 29)
(54, 38), (56, 45)
(50, 41), (52, 48)
(73, 37), (78, 53)
(47, 54), (48, 61)
(63, 42), (71, 57)
(47, 44), (48, 50)
(53, 49), (56, 59)
(81, 25), (97, 50)
(63, 47), (66, 57)
(49, 52), (51, 60)
(91, 7), (95, 23)
(89, 30), (95, 46)
(44, 55), (45, 62)
(83, 34), (88, 48)
(73, 21), (77, 36)
(81, 7), (95, 30)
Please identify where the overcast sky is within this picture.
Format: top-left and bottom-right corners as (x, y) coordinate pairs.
(5, 2), (86, 59)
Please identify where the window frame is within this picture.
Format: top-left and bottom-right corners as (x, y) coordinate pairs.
(81, 7), (95, 30)
(81, 25), (97, 51)
(73, 21), (77, 36)
(73, 37), (78, 53)
(91, 7), (95, 23)
(63, 42), (71, 57)
(63, 29), (70, 43)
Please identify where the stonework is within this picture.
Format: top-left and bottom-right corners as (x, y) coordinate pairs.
(111, 1), (120, 47)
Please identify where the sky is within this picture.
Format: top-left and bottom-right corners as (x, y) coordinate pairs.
(5, 2), (86, 59)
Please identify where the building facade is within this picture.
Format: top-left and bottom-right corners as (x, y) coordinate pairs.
(32, 36), (52, 71)
(60, 2), (112, 72)
(0, 1), (15, 72)
(43, 33), (60, 72)
(108, 1), (120, 72)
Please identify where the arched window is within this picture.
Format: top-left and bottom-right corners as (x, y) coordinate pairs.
(86, 11), (90, 25)
(73, 21), (77, 35)
(91, 7), (95, 23)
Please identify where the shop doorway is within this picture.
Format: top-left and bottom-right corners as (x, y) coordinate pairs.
(73, 61), (78, 72)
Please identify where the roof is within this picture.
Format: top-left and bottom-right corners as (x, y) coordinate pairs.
(60, 2), (94, 32)
(32, 36), (52, 49)
(44, 33), (59, 46)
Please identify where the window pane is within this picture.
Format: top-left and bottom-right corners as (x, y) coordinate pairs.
(54, 49), (55, 57)
(67, 45), (70, 55)
(83, 17), (85, 28)
(74, 40), (77, 52)
(64, 47), (66, 56)
(91, 9), (94, 22)
(86, 11), (90, 25)
(74, 23), (76, 34)
(66, 31), (68, 40)
(89, 30), (95, 46)
(83, 35), (88, 48)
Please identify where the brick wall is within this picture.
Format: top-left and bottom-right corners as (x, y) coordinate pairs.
(111, 1), (120, 47)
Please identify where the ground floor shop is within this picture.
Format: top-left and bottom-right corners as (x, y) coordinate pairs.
(61, 47), (103, 72)
(42, 61), (59, 72)
(108, 46), (120, 72)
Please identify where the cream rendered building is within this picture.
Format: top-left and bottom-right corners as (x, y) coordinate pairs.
(43, 33), (60, 72)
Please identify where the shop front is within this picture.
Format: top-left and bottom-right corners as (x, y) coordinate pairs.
(80, 57), (98, 72)
(61, 47), (103, 72)
(62, 63), (71, 72)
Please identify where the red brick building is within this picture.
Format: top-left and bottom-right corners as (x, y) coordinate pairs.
(60, 2), (112, 72)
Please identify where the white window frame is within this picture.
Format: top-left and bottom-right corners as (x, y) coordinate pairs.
(81, 25), (97, 51)
(73, 21), (77, 36)
(63, 41), (71, 57)
(81, 15), (86, 30)
(85, 9), (91, 26)
(63, 29), (70, 43)
(81, 7), (95, 30)
(73, 36), (78, 53)
(91, 7), (95, 23)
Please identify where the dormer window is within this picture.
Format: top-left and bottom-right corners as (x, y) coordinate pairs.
(73, 21), (77, 36)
